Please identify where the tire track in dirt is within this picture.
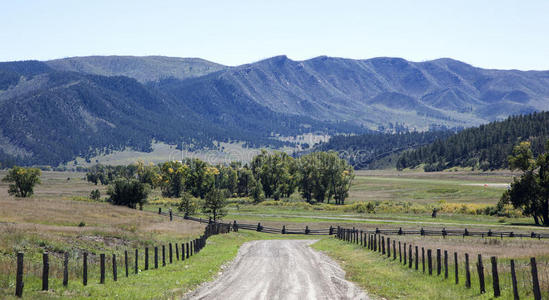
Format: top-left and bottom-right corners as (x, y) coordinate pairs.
(185, 240), (369, 300)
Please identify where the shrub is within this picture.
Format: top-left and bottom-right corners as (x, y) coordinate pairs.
(107, 178), (150, 209)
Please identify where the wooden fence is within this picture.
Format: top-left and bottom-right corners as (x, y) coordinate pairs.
(336, 226), (549, 299)
(161, 207), (549, 239)
(8, 222), (231, 298)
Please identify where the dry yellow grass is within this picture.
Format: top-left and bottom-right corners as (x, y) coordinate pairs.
(0, 170), (204, 255)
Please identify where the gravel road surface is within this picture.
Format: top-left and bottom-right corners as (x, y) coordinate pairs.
(186, 240), (369, 300)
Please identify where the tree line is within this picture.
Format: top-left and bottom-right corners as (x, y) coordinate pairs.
(310, 130), (454, 169)
(84, 151), (354, 220)
(396, 111), (549, 171)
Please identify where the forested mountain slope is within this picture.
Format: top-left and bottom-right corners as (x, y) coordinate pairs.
(181, 55), (549, 130)
(0, 60), (361, 167)
(2, 55), (549, 168)
(308, 130), (454, 169)
(396, 111), (549, 171)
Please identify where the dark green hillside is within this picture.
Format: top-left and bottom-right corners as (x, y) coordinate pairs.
(397, 111), (549, 171)
(0, 61), (364, 167)
(309, 130), (453, 169)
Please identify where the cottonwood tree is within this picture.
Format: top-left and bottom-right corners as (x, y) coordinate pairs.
(251, 151), (296, 200)
(159, 161), (188, 198)
(296, 152), (354, 204)
(500, 141), (549, 226)
(2, 166), (41, 197)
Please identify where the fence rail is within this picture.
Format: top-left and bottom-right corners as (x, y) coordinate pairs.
(162, 207), (549, 239)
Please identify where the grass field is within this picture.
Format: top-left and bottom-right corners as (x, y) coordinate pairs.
(152, 169), (546, 231)
(2, 168), (549, 298)
(313, 236), (549, 299)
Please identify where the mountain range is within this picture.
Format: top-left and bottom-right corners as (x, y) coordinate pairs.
(1, 55), (548, 166)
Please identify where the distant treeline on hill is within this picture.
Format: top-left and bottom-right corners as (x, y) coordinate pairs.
(397, 111), (549, 171)
(310, 130), (455, 169)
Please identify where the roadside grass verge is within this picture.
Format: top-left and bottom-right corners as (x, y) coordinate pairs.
(1, 231), (314, 299)
(312, 237), (498, 300)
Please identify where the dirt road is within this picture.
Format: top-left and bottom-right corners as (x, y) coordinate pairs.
(186, 240), (369, 300)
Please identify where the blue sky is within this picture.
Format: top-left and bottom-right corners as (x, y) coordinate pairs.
(1, 0), (548, 70)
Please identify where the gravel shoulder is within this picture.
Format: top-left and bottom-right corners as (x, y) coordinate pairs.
(185, 239), (369, 300)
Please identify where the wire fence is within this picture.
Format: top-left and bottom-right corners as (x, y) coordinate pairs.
(336, 226), (549, 299)
(1, 222), (231, 298)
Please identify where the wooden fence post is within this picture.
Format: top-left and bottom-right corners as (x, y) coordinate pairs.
(15, 252), (24, 297)
(422, 247), (425, 272)
(125, 250), (129, 277)
(169, 243), (173, 264)
(154, 247), (158, 269)
(403, 243), (407, 264)
(113, 254), (117, 281)
(305, 226), (310, 235)
(169, 208), (173, 221)
(399, 242), (402, 262)
(83, 252), (88, 286)
(408, 245), (412, 268)
(63, 252), (69, 286)
(360, 231), (363, 246)
(42, 252), (49, 291)
(477, 254), (485, 294)
(415, 246), (418, 270)
(465, 253), (471, 288)
(145, 247), (149, 270)
(186, 242), (190, 259)
(378, 235), (381, 252)
(530, 257), (541, 300)
(491, 256), (500, 297)
(436, 249), (441, 275)
(176, 243), (179, 261)
(510, 260), (519, 300)
(454, 252), (458, 284)
(135, 249), (138, 274)
(428, 249), (432, 275)
(100, 253), (105, 284)
(393, 240), (396, 260)
(162, 245), (166, 266)
(444, 250), (448, 279)
(387, 238), (391, 257)
(382, 236), (386, 255)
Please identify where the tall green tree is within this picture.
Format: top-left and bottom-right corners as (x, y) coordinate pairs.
(202, 188), (227, 221)
(500, 141), (549, 225)
(251, 151), (296, 200)
(185, 159), (216, 198)
(296, 151), (354, 204)
(236, 167), (255, 197)
(2, 166), (41, 197)
(178, 192), (199, 217)
(159, 161), (188, 198)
